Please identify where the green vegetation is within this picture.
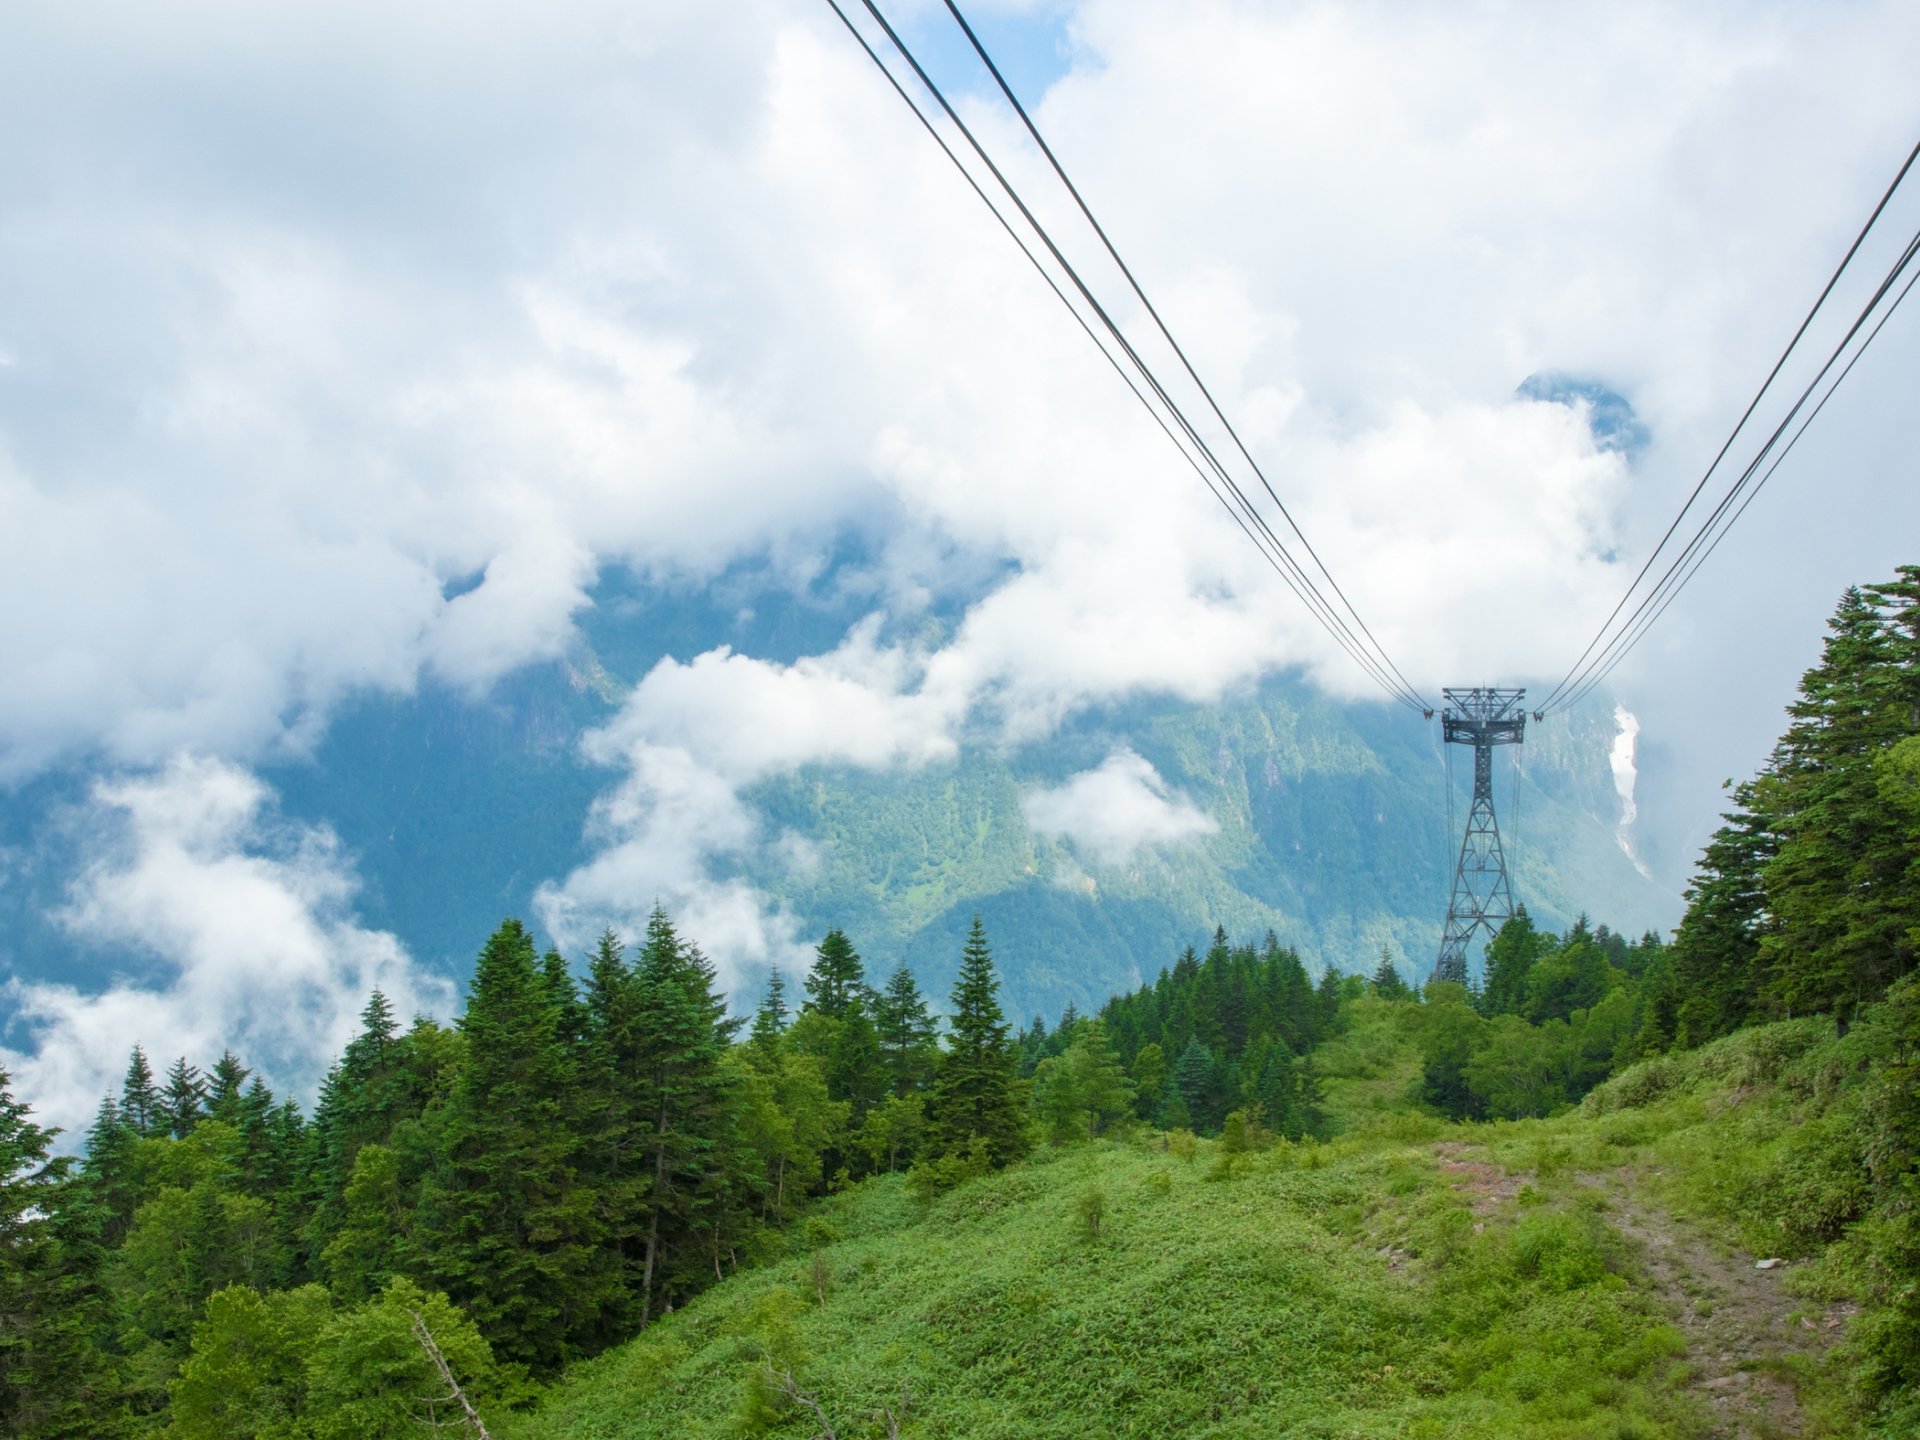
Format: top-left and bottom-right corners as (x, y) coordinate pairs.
(2, 563), (1915, 1435)
(505, 981), (1920, 1439)
(741, 674), (1668, 1024)
(501, 1107), (1697, 1439)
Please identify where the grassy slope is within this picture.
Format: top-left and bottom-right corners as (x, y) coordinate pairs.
(505, 1002), (1893, 1440)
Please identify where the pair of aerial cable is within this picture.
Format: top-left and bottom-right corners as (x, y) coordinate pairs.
(821, 1), (1919, 724)
(819, 0), (1434, 717)
(1538, 140), (1920, 718)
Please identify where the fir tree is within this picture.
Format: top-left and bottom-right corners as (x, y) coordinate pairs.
(827, 996), (888, 1125)
(1370, 946), (1409, 1000)
(1315, 964), (1347, 1034)
(0, 1068), (119, 1439)
(749, 968), (789, 1055)
(228, 1077), (282, 1202)
(580, 926), (646, 1343)
(80, 1096), (141, 1248)
(205, 1051), (251, 1125)
(305, 989), (420, 1266)
(925, 918), (1029, 1168)
(1016, 1016), (1050, 1078)
(802, 929), (868, 1019)
(1762, 581), (1919, 1027)
(120, 1046), (161, 1138)
(1173, 1038), (1224, 1133)
(162, 1057), (207, 1139)
(1481, 907), (1546, 1016)
(873, 965), (938, 1095)
(415, 918), (599, 1373)
(627, 907), (737, 1326)
(543, 947), (588, 1050)
(1670, 784), (1775, 1044)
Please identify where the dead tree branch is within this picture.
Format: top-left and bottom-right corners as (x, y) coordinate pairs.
(766, 1367), (838, 1440)
(408, 1308), (493, 1440)
(872, 1382), (913, 1438)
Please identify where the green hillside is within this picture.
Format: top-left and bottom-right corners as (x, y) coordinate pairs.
(504, 1000), (1906, 1440)
(746, 680), (1672, 1019)
(4, 568), (1907, 1438)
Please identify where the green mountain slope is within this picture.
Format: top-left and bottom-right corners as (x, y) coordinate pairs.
(746, 681), (1674, 1019)
(505, 1004), (1888, 1440)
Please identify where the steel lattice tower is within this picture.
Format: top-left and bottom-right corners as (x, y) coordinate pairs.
(1433, 687), (1527, 986)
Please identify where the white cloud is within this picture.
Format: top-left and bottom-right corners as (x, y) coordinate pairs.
(598, 617), (962, 783)
(533, 617), (973, 988)
(0, 756), (452, 1136)
(0, 0), (1915, 789)
(1, 0), (1918, 1038)
(532, 742), (812, 995)
(1023, 749), (1218, 863)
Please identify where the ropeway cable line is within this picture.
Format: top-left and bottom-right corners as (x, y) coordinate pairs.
(814, 0), (1331, 677)
(831, 0), (1429, 713)
(1549, 238), (1920, 718)
(819, 1), (1918, 975)
(1537, 138), (1920, 718)
(934, 0), (1433, 720)
(821, 0), (1435, 716)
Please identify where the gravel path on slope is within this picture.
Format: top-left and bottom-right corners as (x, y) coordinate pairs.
(1578, 1166), (1853, 1440)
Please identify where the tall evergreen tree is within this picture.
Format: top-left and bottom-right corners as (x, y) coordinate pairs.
(0, 1069), (120, 1439)
(802, 929), (868, 1019)
(925, 919), (1028, 1168)
(79, 1097), (140, 1249)
(748, 968), (789, 1055)
(543, 947), (589, 1050)
(305, 990), (420, 1266)
(1481, 907), (1547, 1016)
(1173, 1037), (1224, 1133)
(627, 907), (737, 1327)
(1762, 583), (1918, 1025)
(873, 965), (939, 1095)
(1670, 783), (1775, 1044)
(204, 1052), (251, 1125)
(161, 1057), (206, 1139)
(580, 927), (646, 1344)
(827, 996), (888, 1125)
(120, 1047), (160, 1138)
(414, 918), (599, 1373)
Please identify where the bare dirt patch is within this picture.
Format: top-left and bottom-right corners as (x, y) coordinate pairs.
(1432, 1140), (1527, 1220)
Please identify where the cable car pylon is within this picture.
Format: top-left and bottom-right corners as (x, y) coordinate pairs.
(1432, 687), (1527, 985)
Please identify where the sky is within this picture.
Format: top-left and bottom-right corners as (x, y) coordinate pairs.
(3, 0), (1918, 1132)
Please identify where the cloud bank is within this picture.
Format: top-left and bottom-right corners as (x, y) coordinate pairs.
(3, 0), (1915, 785)
(0, 756), (452, 1134)
(3, 0), (1918, 1106)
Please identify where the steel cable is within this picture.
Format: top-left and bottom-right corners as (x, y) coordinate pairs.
(824, 0), (1432, 712)
(1540, 138), (1920, 715)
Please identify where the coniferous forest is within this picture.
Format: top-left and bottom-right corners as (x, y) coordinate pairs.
(2, 567), (1918, 1436)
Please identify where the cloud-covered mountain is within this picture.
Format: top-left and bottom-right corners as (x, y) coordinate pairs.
(4, 0), (1914, 1133)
